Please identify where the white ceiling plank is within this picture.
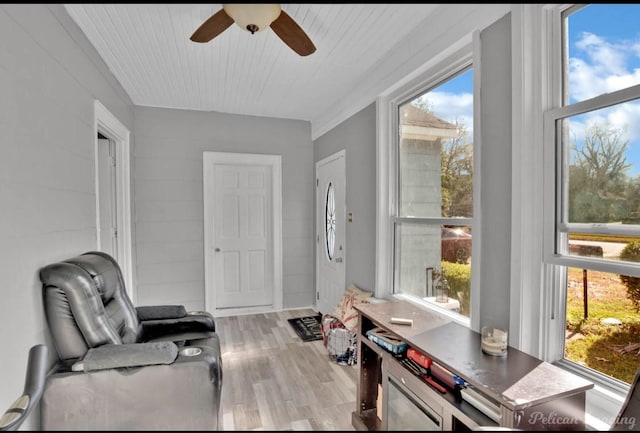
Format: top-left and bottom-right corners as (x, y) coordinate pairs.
(63, 3), (447, 126)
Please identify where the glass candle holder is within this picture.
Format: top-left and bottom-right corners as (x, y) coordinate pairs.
(435, 276), (449, 303)
(481, 326), (508, 356)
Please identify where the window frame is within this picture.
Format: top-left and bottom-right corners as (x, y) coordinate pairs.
(376, 37), (480, 330)
(541, 3), (640, 397)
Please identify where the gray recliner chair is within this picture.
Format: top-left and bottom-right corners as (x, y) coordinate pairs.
(39, 251), (223, 430)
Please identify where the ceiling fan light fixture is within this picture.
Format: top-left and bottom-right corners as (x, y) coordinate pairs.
(223, 4), (281, 35)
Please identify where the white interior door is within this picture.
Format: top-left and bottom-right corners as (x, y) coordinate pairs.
(316, 150), (346, 315)
(204, 152), (282, 315)
(97, 136), (118, 259)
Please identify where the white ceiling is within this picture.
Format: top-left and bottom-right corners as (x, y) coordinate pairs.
(65, 4), (441, 138)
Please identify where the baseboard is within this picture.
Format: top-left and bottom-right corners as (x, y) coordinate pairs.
(213, 304), (318, 318)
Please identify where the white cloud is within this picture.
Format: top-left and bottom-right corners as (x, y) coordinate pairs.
(570, 31), (640, 102)
(575, 33), (627, 74)
(427, 91), (474, 134)
(569, 106), (640, 142)
(568, 102), (640, 175)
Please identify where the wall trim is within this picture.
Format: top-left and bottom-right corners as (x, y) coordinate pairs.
(94, 100), (134, 303)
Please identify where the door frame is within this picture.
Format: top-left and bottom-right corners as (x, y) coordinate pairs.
(203, 151), (283, 317)
(93, 100), (134, 302)
(315, 149), (346, 313)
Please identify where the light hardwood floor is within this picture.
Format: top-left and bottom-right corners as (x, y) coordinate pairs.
(216, 308), (358, 430)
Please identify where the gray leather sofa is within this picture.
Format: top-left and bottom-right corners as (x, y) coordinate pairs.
(39, 251), (223, 430)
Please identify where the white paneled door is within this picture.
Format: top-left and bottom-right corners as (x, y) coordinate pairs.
(203, 152), (282, 315)
(316, 150), (346, 315)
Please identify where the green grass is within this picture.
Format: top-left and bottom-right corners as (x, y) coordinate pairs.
(565, 268), (640, 384)
(565, 322), (640, 383)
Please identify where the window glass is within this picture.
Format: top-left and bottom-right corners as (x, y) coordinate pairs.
(398, 70), (473, 219)
(563, 4), (640, 105)
(564, 267), (640, 384)
(562, 102), (640, 227)
(325, 182), (335, 260)
(394, 68), (473, 319)
(553, 4), (640, 384)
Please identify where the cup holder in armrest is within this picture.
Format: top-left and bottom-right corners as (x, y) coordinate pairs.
(0, 395), (29, 429)
(187, 311), (208, 316)
(180, 347), (202, 357)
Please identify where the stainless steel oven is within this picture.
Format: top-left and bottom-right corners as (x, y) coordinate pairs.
(385, 373), (443, 430)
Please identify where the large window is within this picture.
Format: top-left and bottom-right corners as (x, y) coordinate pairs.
(545, 4), (640, 387)
(389, 63), (475, 322)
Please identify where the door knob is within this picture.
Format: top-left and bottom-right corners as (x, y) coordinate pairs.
(215, 248), (221, 252)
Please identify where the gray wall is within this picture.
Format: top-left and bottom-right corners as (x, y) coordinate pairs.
(133, 107), (314, 310)
(0, 4), (134, 428)
(313, 103), (377, 294)
(478, 13), (512, 331)
(313, 15), (514, 332)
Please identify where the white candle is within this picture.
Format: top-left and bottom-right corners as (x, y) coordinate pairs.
(481, 327), (507, 356)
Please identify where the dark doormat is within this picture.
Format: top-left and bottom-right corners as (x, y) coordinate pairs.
(288, 314), (323, 342)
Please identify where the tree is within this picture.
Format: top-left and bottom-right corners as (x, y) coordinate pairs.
(441, 120), (473, 218)
(619, 241), (640, 311)
(624, 175), (640, 224)
(569, 121), (631, 223)
(411, 97), (434, 114)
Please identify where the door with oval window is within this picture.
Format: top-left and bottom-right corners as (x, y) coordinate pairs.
(316, 150), (346, 315)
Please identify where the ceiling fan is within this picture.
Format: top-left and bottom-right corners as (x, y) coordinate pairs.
(190, 4), (316, 57)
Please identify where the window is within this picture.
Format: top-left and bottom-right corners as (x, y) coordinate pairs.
(545, 4), (640, 387)
(325, 182), (336, 260)
(376, 44), (476, 325)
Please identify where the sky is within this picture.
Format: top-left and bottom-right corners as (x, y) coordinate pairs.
(414, 4), (640, 176)
(412, 69), (472, 135)
(567, 4), (640, 175)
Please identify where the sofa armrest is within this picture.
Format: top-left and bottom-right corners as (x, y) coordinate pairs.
(72, 342), (178, 372)
(136, 305), (187, 321)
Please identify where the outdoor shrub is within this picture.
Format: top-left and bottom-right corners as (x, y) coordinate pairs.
(441, 261), (471, 316)
(619, 241), (640, 311)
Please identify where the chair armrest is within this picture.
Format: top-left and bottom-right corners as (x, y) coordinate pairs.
(136, 305), (187, 321)
(140, 312), (216, 341)
(72, 342), (178, 372)
(0, 344), (48, 432)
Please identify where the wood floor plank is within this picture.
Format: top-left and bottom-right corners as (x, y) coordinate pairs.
(252, 381), (277, 429)
(218, 309), (357, 430)
(290, 418), (314, 430)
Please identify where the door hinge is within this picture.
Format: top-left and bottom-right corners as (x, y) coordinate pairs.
(316, 178), (319, 187)
(317, 234), (320, 243)
(109, 156), (116, 167)
(111, 227), (118, 238)
(317, 292), (319, 301)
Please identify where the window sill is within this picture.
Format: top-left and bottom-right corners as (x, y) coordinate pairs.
(553, 359), (627, 430)
(393, 293), (471, 329)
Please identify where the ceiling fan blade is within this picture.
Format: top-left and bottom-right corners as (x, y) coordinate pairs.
(190, 8), (234, 43)
(270, 10), (316, 56)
